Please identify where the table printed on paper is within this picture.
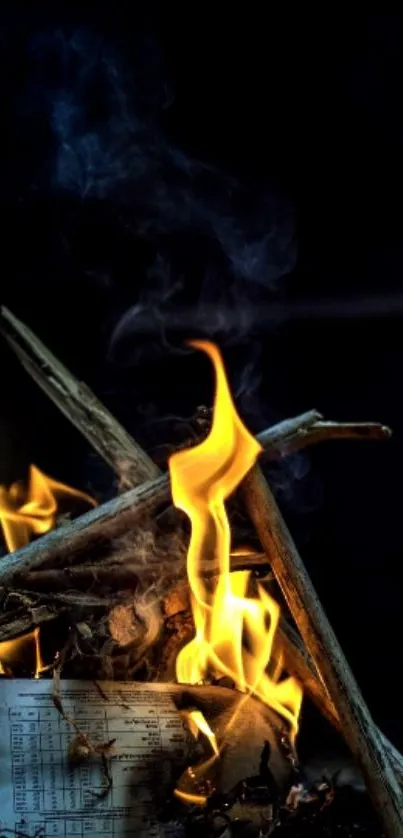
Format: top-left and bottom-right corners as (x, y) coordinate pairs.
(0, 680), (191, 837)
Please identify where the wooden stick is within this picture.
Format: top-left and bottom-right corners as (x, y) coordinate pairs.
(0, 474), (170, 585)
(242, 466), (403, 836)
(262, 419), (391, 457)
(0, 306), (160, 487)
(0, 605), (68, 643)
(277, 619), (403, 786)
(16, 551), (270, 592)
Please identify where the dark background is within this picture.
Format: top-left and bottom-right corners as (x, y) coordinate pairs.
(0, 9), (402, 747)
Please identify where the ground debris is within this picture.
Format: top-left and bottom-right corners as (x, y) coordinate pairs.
(273, 784), (384, 836)
(171, 772), (383, 838)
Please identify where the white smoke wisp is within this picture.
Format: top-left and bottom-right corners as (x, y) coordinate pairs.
(22, 27), (297, 293)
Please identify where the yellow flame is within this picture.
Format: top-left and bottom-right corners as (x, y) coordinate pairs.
(0, 627), (48, 679)
(169, 341), (303, 748)
(0, 464), (96, 552)
(0, 465), (96, 677)
(182, 709), (219, 757)
(174, 790), (208, 807)
(175, 709), (220, 806)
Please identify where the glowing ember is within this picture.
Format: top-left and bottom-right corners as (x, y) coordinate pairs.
(0, 464), (96, 552)
(0, 627), (48, 679)
(169, 342), (303, 753)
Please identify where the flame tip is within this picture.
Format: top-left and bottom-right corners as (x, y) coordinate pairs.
(170, 340), (302, 793)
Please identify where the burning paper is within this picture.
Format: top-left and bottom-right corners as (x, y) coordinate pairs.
(0, 679), (294, 838)
(0, 680), (192, 838)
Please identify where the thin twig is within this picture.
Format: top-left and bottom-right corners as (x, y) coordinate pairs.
(277, 420), (392, 454)
(29, 591), (126, 608)
(0, 605), (67, 643)
(15, 552), (270, 592)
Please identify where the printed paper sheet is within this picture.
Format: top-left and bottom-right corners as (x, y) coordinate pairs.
(0, 680), (190, 837)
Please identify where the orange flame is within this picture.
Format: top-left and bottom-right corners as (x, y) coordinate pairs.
(0, 465), (96, 677)
(169, 342), (302, 749)
(0, 464), (96, 552)
(0, 627), (48, 679)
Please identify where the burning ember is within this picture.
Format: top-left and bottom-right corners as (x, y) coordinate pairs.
(0, 463), (96, 552)
(169, 341), (303, 802)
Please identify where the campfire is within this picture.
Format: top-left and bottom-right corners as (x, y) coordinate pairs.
(0, 305), (402, 837)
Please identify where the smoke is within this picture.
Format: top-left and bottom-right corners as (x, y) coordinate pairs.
(7, 20), (311, 509)
(39, 27), (296, 424)
(8, 23), (298, 416)
(19, 26), (296, 294)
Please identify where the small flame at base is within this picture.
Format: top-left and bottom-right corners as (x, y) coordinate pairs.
(0, 627), (48, 679)
(169, 341), (303, 804)
(0, 464), (96, 678)
(0, 464), (96, 552)
(175, 709), (220, 806)
(182, 710), (219, 756)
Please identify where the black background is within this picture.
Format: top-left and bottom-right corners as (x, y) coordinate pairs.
(0, 9), (402, 748)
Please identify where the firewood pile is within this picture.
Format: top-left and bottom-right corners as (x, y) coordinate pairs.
(0, 305), (402, 837)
